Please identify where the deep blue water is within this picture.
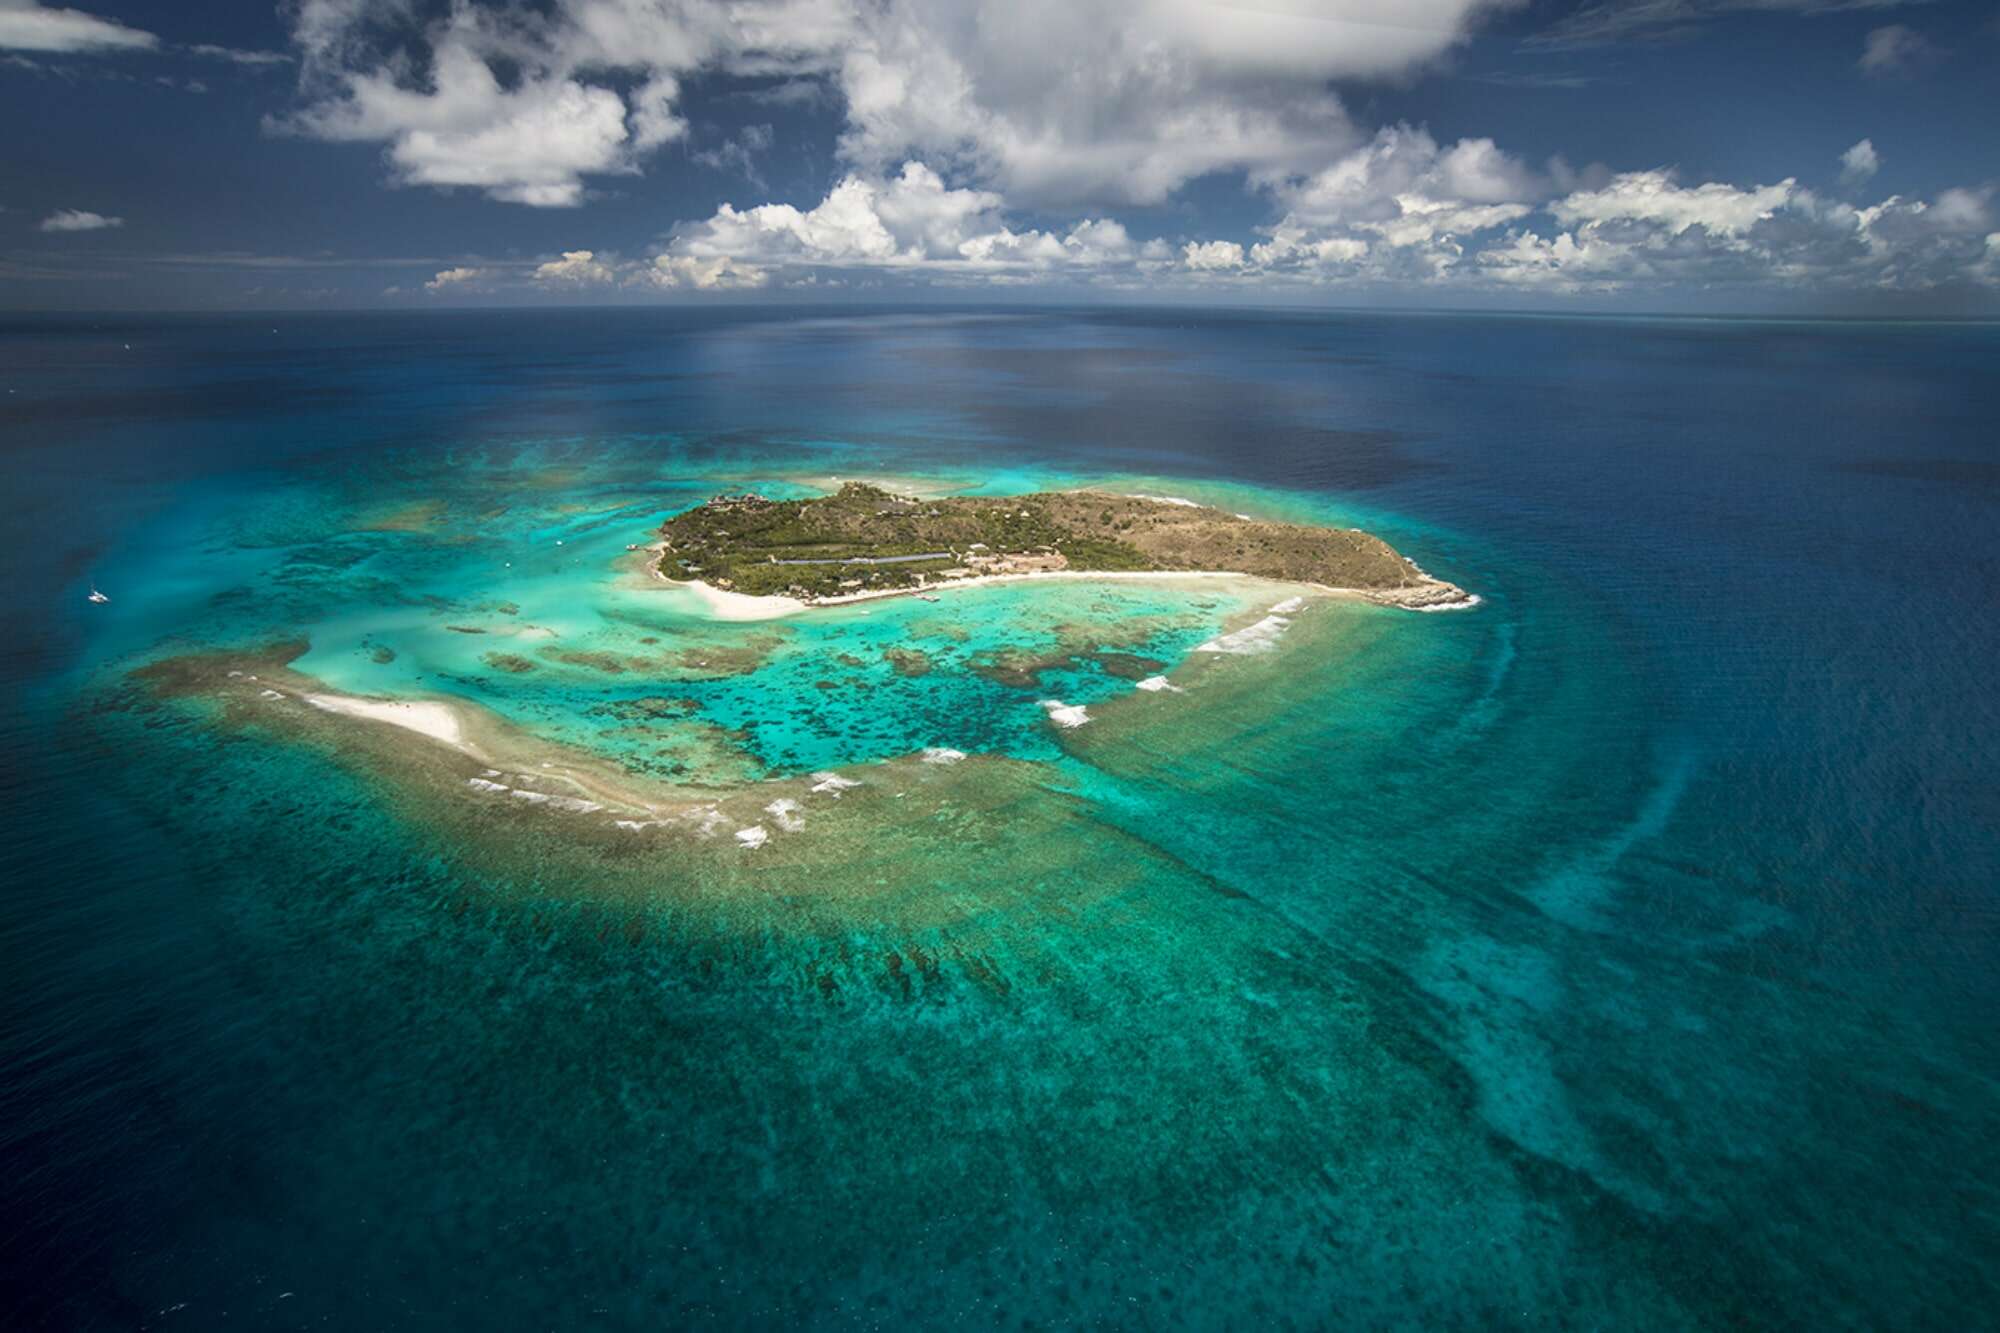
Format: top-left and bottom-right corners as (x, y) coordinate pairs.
(2, 308), (1996, 1328)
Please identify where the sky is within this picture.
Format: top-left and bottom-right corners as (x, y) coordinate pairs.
(1, 0), (1996, 313)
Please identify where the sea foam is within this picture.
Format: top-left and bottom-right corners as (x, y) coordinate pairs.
(1409, 592), (1484, 612)
(1194, 614), (1290, 655)
(508, 789), (603, 814)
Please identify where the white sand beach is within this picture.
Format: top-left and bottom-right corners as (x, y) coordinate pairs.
(666, 568), (1304, 621)
(677, 579), (810, 621)
(303, 693), (467, 746)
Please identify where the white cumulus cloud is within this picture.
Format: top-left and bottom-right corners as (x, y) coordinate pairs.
(280, 0), (859, 206)
(655, 162), (1168, 284)
(39, 208), (123, 231)
(646, 254), (772, 290)
(533, 250), (618, 285)
(668, 163), (996, 267)
(1549, 171), (1797, 236)
(1245, 126), (1549, 282)
(424, 266), (487, 291)
(1839, 139), (1880, 185)
(285, 30), (635, 207)
(1182, 240), (1246, 271)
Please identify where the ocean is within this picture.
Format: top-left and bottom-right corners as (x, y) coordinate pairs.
(2, 307), (1995, 1328)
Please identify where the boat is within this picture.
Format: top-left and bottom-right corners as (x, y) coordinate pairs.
(916, 594), (940, 602)
(87, 586), (109, 604)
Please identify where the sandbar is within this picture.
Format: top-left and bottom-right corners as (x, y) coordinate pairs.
(303, 692), (467, 746)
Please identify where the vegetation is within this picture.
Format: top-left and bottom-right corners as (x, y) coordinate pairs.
(657, 482), (1436, 600)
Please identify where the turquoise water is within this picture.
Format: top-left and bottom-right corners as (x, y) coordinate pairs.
(3, 309), (1996, 1328)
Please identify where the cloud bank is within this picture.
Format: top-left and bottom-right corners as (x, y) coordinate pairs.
(484, 147), (1994, 302)
(280, 0), (1503, 208)
(298, 1), (1993, 305)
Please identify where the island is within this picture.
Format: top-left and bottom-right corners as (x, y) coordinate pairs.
(657, 483), (1472, 610)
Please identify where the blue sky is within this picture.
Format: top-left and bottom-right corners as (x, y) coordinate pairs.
(2, 0), (1996, 312)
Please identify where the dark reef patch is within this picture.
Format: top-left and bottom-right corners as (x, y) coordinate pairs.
(482, 652), (539, 674)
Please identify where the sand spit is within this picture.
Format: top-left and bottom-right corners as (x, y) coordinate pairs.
(304, 693), (467, 746)
(145, 648), (932, 844)
(146, 645), (739, 827)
